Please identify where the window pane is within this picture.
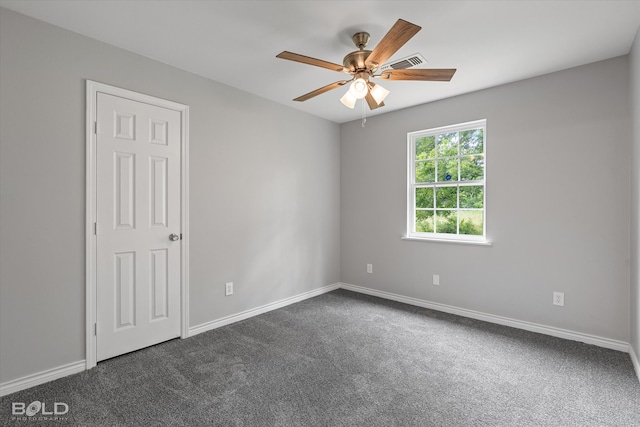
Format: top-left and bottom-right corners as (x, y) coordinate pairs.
(435, 210), (457, 234)
(435, 186), (457, 208)
(415, 160), (435, 183)
(416, 210), (434, 232)
(437, 158), (458, 182)
(459, 210), (483, 235)
(416, 136), (435, 160)
(460, 128), (484, 155)
(415, 187), (434, 208)
(408, 121), (486, 239)
(460, 155), (484, 181)
(459, 185), (484, 209)
(436, 132), (458, 158)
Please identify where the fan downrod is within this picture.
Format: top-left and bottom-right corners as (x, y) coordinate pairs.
(343, 32), (374, 73)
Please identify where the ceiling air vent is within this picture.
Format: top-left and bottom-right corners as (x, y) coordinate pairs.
(379, 53), (427, 71)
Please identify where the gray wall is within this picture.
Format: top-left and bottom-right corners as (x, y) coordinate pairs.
(0, 5), (636, 387)
(631, 28), (640, 363)
(341, 57), (631, 342)
(0, 8), (340, 383)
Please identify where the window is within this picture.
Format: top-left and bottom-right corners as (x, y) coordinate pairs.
(407, 120), (487, 243)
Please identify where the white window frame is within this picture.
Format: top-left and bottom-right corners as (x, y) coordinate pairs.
(405, 119), (490, 245)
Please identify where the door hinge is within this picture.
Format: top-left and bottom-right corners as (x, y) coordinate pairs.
(180, 233), (183, 240)
(94, 121), (98, 134)
(94, 222), (97, 235)
(94, 323), (97, 336)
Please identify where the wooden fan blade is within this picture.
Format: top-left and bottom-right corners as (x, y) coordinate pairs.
(366, 19), (421, 69)
(365, 91), (385, 110)
(377, 69), (457, 81)
(277, 51), (346, 73)
(293, 80), (350, 102)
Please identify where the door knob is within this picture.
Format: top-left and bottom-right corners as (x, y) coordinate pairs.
(169, 233), (180, 241)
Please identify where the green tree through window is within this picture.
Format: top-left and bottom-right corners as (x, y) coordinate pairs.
(408, 120), (486, 240)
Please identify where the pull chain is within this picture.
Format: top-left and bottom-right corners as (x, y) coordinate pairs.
(361, 99), (367, 128)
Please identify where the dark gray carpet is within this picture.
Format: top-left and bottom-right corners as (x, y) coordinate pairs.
(1, 289), (639, 426)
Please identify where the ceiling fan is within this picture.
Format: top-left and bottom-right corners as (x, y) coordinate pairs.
(276, 19), (456, 110)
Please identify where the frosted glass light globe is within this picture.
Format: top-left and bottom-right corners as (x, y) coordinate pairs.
(349, 78), (368, 99)
(340, 91), (357, 109)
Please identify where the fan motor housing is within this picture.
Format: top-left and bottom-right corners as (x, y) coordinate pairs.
(343, 50), (372, 73)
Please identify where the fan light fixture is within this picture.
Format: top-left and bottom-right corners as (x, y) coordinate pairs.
(369, 83), (390, 105)
(349, 78), (369, 99)
(341, 75), (370, 109)
(340, 80), (389, 109)
(340, 91), (357, 109)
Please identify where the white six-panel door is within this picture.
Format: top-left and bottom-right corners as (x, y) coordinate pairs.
(95, 92), (181, 361)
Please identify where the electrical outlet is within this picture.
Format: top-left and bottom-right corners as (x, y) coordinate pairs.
(225, 282), (233, 296)
(553, 291), (564, 306)
(433, 274), (440, 286)
(367, 264), (373, 274)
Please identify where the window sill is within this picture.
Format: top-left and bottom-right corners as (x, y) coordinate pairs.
(401, 236), (493, 246)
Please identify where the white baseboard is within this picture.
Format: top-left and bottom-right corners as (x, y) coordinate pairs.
(630, 344), (640, 383)
(188, 283), (340, 337)
(1, 283), (339, 397)
(339, 283), (630, 353)
(0, 360), (86, 397)
(3, 282), (635, 396)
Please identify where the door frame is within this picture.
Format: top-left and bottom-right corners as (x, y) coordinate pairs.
(85, 80), (190, 369)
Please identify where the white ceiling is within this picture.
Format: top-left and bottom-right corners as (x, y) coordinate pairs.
(1, 1), (639, 123)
